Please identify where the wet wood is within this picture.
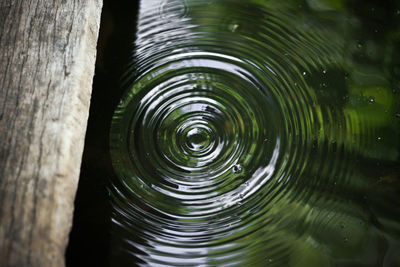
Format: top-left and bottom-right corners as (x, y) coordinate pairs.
(0, 1), (102, 266)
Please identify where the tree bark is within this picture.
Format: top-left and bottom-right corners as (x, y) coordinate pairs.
(0, 1), (102, 266)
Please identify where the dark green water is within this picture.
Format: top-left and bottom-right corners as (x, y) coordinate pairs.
(78, 0), (400, 266)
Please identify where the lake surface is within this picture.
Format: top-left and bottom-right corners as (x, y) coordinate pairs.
(68, 0), (400, 266)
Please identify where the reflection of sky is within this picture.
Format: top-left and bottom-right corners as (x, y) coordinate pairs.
(141, 240), (242, 267)
(121, 0), (283, 264)
(134, 2), (211, 265)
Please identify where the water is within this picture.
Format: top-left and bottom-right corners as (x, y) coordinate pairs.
(108, 0), (400, 266)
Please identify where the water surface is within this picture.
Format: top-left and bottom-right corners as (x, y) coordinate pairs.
(109, 0), (400, 266)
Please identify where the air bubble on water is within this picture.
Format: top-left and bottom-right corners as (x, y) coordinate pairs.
(264, 138), (268, 142)
(229, 24), (239, 32)
(232, 164), (242, 174)
(357, 43), (363, 48)
(344, 237), (349, 243)
(268, 258), (273, 263)
(377, 137), (381, 140)
(368, 97), (375, 103)
(302, 71), (307, 76)
(322, 70), (326, 74)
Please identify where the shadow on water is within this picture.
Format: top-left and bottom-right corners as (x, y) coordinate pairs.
(65, 1), (139, 266)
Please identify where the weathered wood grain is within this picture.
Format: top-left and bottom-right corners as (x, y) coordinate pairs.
(0, 1), (103, 266)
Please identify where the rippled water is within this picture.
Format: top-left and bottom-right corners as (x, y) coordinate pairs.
(109, 0), (400, 266)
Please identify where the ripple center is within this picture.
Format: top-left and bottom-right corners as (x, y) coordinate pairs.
(184, 127), (211, 151)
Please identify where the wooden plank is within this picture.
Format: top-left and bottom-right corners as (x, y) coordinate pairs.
(0, 1), (103, 266)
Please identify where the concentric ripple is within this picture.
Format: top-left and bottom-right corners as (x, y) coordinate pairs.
(109, 0), (400, 266)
